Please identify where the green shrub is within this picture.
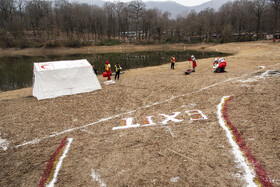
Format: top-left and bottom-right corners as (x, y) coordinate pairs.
(182, 40), (200, 44)
(135, 40), (156, 45)
(17, 40), (30, 49)
(80, 40), (92, 46)
(164, 38), (177, 44)
(104, 39), (121, 46)
(2, 38), (44, 49)
(221, 24), (234, 43)
(45, 40), (61, 48)
(95, 39), (121, 46)
(0, 31), (15, 48)
(63, 39), (92, 48)
(205, 38), (222, 44)
(0, 39), (15, 48)
(64, 39), (81, 48)
(34, 43), (44, 48)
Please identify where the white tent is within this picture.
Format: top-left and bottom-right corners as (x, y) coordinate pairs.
(33, 59), (102, 100)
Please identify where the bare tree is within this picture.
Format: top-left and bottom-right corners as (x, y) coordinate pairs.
(269, 0), (280, 33)
(91, 5), (106, 41)
(15, 0), (26, 28)
(142, 9), (157, 41)
(175, 16), (184, 41)
(217, 2), (233, 38)
(54, 1), (74, 38)
(128, 0), (145, 41)
(185, 11), (199, 36)
(197, 8), (216, 40)
(251, 0), (268, 39)
(115, 2), (129, 41)
(103, 2), (117, 39)
(233, 1), (249, 33)
(25, 0), (52, 39)
(162, 11), (171, 41)
(1, 0), (279, 48)
(0, 0), (15, 27)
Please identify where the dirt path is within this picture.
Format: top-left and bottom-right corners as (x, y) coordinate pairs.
(0, 41), (279, 186)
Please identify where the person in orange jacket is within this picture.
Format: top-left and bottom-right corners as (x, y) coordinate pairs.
(105, 61), (111, 80)
(170, 55), (176, 69)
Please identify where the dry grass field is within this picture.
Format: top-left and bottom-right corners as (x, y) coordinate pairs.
(0, 41), (279, 186)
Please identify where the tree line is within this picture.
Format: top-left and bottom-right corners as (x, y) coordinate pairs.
(0, 0), (279, 48)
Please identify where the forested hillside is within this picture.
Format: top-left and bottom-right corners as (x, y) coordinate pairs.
(0, 0), (279, 48)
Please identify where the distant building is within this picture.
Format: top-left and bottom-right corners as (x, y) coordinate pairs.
(274, 33), (280, 39)
(212, 34), (218, 39)
(233, 32), (254, 41)
(266, 34), (273, 40)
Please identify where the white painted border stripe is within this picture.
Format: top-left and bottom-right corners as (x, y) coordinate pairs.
(15, 65), (278, 148)
(46, 138), (73, 187)
(0, 135), (9, 151)
(91, 169), (107, 187)
(217, 97), (257, 187)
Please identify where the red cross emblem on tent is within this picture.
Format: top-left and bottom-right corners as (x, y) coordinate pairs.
(39, 63), (54, 70)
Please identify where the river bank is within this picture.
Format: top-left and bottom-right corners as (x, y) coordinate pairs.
(0, 43), (234, 57)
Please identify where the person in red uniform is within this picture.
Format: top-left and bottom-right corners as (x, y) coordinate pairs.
(214, 58), (227, 73)
(105, 61), (111, 80)
(190, 55), (197, 72)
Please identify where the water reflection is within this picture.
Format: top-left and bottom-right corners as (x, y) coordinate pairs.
(0, 50), (229, 91)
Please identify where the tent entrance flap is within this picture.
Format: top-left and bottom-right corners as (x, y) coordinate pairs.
(33, 59), (102, 100)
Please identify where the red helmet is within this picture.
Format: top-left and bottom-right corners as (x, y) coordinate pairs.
(106, 61), (109, 64)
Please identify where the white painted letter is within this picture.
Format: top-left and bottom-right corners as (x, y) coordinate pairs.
(143, 116), (156, 126)
(112, 118), (140, 130)
(185, 110), (208, 120)
(160, 112), (183, 125)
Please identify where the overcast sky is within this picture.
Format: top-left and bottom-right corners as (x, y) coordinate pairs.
(104, 0), (211, 6)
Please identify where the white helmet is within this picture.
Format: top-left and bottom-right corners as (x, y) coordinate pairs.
(219, 58), (224, 62)
(214, 58), (218, 62)
(191, 55), (194, 59)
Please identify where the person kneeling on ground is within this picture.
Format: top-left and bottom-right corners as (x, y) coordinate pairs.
(213, 58), (219, 69)
(214, 58), (227, 73)
(115, 63), (122, 80)
(105, 61), (111, 80)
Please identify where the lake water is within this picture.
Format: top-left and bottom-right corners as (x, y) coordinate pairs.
(0, 50), (229, 91)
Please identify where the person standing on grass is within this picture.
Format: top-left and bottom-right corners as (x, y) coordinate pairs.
(105, 61), (111, 80)
(190, 55), (197, 72)
(115, 63), (122, 80)
(170, 55), (176, 69)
